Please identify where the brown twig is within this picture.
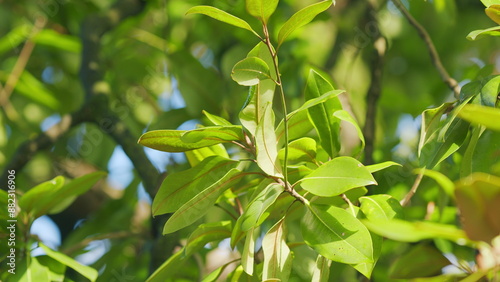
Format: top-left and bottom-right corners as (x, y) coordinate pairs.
(0, 18), (45, 121)
(391, 0), (460, 97)
(400, 169), (425, 206)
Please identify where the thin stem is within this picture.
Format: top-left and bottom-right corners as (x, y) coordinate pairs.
(391, 0), (460, 97)
(262, 24), (290, 190)
(400, 169), (425, 206)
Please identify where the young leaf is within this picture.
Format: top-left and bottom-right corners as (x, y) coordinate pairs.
(139, 128), (240, 152)
(277, 1), (333, 47)
(39, 243), (98, 282)
(231, 57), (274, 86)
(152, 156), (239, 216)
(20, 172), (106, 219)
(304, 69), (342, 158)
(262, 218), (293, 281)
(255, 103), (283, 177)
(311, 255), (331, 282)
(238, 183), (283, 232)
(163, 168), (243, 234)
(278, 137), (317, 164)
(186, 6), (261, 38)
(302, 204), (374, 264)
(181, 125), (244, 143)
(333, 110), (365, 155)
(246, 0), (279, 24)
(299, 157), (377, 197)
(185, 221), (232, 256)
(202, 110), (233, 126)
(362, 219), (470, 243)
(458, 104), (500, 131)
(241, 227), (259, 275)
(359, 195), (404, 221)
(365, 161), (401, 173)
(248, 41), (278, 80)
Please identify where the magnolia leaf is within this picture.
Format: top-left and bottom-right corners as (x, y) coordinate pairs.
(305, 69), (342, 158)
(238, 183), (283, 232)
(186, 6), (261, 38)
(479, 75), (500, 107)
(185, 144), (229, 167)
(241, 227), (259, 275)
(262, 218), (293, 281)
(152, 156), (238, 216)
(276, 109), (314, 148)
(458, 104), (500, 131)
(299, 157), (377, 197)
(311, 255), (331, 282)
(239, 77), (276, 136)
(231, 57), (273, 86)
(202, 110), (233, 126)
(333, 109), (365, 155)
(246, 0), (279, 24)
(277, 1), (333, 47)
(181, 125), (244, 143)
(163, 168), (243, 234)
(289, 89), (344, 116)
(302, 204), (374, 264)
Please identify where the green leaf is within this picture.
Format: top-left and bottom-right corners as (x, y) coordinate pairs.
(333, 110), (365, 155)
(278, 137), (317, 164)
(202, 110), (233, 126)
(247, 41), (278, 80)
(8, 71), (62, 111)
(289, 89), (345, 116)
(239, 78), (276, 136)
(246, 0), (279, 24)
(262, 218), (293, 281)
(181, 125), (244, 143)
(231, 57), (274, 86)
(481, 0), (500, 7)
(146, 249), (186, 282)
(20, 172), (106, 218)
(0, 24), (30, 56)
(365, 161), (401, 173)
(417, 168), (455, 199)
(311, 255), (331, 282)
(202, 259), (240, 282)
(238, 183), (283, 231)
(139, 127), (241, 153)
(276, 110), (314, 148)
(458, 104), (500, 131)
(185, 144), (230, 167)
(277, 1), (333, 47)
(304, 69), (342, 158)
(185, 221), (232, 256)
(460, 125), (484, 178)
(455, 173), (500, 243)
(467, 26), (500, 40)
(479, 75), (500, 107)
(362, 219), (470, 243)
(186, 6), (261, 38)
(39, 243), (98, 282)
(389, 244), (451, 279)
(302, 204), (374, 264)
(486, 4), (500, 24)
(255, 102), (283, 177)
(152, 156), (239, 216)
(359, 195), (404, 221)
(33, 29), (81, 53)
(299, 157), (377, 197)
(418, 103), (453, 157)
(241, 227), (259, 275)
(163, 168), (243, 234)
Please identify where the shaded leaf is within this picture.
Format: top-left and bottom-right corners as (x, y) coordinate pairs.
(186, 6), (261, 38)
(163, 168), (243, 234)
(289, 89), (344, 116)
(239, 79), (275, 137)
(232, 57), (273, 86)
(262, 218), (293, 281)
(311, 255), (331, 282)
(185, 221), (232, 256)
(302, 204), (374, 264)
(241, 227), (259, 275)
(255, 102), (283, 177)
(34, 29), (81, 53)
(455, 173), (500, 243)
(146, 249), (186, 282)
(365, 161), (401, 173)
(479, 75), (500, 107)
(277, 1), (333, 47)
(333, 110), (365, 155)
(276, 109), (314, 148)
(389, 244), (451, 279)
(238, 183), (283, 232)
(299, 157), (377, 197)
(152, 156), (238, 216)
(416, 168), (455, 199)
(305, 69), (342, 158)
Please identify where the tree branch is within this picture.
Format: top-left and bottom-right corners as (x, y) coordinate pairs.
(391, 0), (460, 97)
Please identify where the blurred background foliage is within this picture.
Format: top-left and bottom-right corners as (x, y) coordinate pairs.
(0, 0), (499, 281)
